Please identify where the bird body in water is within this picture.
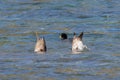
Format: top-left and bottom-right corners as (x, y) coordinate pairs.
(34, 32), (47, 53)
(59, 33), (74, 42)
(59, 33), (68, 40)
(72, 32), (88, 52)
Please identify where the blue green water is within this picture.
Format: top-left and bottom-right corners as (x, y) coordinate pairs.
(0, 0), (120, 80)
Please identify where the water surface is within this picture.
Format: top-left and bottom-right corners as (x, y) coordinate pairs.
(0, 0), (120, 80)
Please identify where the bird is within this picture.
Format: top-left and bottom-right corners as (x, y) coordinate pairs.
(72, 32), (88, 52)
(59, 33), (75, 42)
(34, 32), (47, 53)
(59, 33), (68, 40)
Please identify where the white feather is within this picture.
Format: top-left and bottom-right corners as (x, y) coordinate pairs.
(72, 36), (88, 52)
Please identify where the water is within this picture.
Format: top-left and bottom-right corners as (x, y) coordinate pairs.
(0, 0), (120, 80)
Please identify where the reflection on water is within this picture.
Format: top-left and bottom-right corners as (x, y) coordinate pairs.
(0, 0), (120, 80)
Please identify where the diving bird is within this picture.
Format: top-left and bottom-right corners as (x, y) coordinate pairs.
(34, 32), (47, 53)
(72, 32), (88, 52)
